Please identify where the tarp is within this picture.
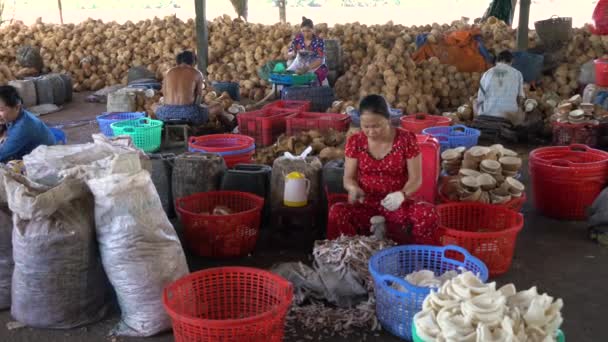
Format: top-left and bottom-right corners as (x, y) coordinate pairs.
(413, 29), (491, 73)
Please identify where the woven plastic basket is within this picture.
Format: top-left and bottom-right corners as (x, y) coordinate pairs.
(97, 111), (146, 137)
(163, 267), (293, 342)
(110, 117), (163, 152)
(369, 245), (488, 340)
(437, 203), (524, 276)
(175, 191), (264, 257)
(534, 16), (572, 48)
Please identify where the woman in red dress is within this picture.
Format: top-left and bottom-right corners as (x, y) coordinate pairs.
(327, 95), (438, 244)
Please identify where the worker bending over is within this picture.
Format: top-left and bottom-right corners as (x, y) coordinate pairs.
(0, 85), (56, 163)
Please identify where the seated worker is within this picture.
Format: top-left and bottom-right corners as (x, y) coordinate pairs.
(286, 17), (329, 86)
(472, 50), (544, 142)
(156, 50), (208, 125)
(327, 95), (438, 245)
(0, 85), (56, 163)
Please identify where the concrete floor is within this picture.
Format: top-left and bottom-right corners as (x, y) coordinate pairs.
(0, 93), (606, 341)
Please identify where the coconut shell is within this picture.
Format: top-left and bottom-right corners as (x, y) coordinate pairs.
(499, 156), (522, 172)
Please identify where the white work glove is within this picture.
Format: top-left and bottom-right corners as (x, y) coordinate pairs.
(381, 191), (405, 212)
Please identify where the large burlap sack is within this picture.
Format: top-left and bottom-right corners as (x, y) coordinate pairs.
(16, 46), (43, 71)
(8, 80), (37, 108)
(270, 156), (322, 209)
(23, 134), (150, 187)
(0, 170), (12, 310)
(87, 167), (189, 336)
(5, 172), (110, 328)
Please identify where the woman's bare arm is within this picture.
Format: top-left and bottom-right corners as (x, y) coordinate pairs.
(402, 154), (423, 196)
(343, 157), (359, 192)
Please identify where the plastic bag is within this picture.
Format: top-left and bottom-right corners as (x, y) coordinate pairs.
(287, 51), (317, 72)
(5, 171), (110, 328)
(270, 151), (322, 209)
(87, 167), (188, 337)
(0, 170), (12, 309)
(578, 60), (596, 86)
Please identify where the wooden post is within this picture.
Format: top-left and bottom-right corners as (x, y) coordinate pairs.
(279, 0), (286, 24)
(58, 0), (64, 24)
(194, 0), (208, 75)
(516, 0), (531, 51)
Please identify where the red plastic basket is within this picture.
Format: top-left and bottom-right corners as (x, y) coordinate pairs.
(223, 152), (255, 168)
(163, 266), (293, 342)
(595, 59), (608, 86)
(437, 203), (524, 276)
(437, 180), (527, 212)
(401, 114), (452, 134)
(263, 100), (311, 113)
(286, 112), (351, 135)
(237, 108), (297, 147)
(189, 134), (255, 153)
(529, 145), (608, 220)
(552, 121), (599, 147)
(175, 191), (264, 257)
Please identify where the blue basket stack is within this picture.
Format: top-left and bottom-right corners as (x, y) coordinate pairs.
(369, 245), (489, 340)
(281, 86), (335, 112)
(422, 124), (480, 152)
(96, 112), (146, 137)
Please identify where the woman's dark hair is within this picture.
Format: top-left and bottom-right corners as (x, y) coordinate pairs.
(301, 17), (314, 29)
(176, 50), (197, 65)
(497, 50), (513, 63)
(0, 85), (22, 107)
(359, 94), (390, 119)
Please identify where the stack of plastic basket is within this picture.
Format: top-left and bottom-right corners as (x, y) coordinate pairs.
(369, 245), (488, 341)
(422, 124), (480, 153)
(175, 191), (264, 257)
(97, 112), (146, 137)
(163, 266), (293, 342)
(529, 144), (608, 220)
(238, 101), (310, 147)
(286, 112), (351, 135)
(189, 134), (255, 168)
(110, 117), (163, 153)
(437, 203), (524, 276)
(401, 114), (452, 134)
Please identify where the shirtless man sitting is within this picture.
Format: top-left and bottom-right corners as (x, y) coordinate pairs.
(156, 51), (208, 125)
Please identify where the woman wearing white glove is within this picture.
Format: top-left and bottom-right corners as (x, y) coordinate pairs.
(327, 95), (439, 245)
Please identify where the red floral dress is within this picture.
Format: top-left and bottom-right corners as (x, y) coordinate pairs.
(327, 129), (439, 245)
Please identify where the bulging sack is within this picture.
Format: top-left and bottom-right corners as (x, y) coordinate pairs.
(0, 170), (12, 310)
(87, 169), (189, 337)
(5, 172), (110, 328)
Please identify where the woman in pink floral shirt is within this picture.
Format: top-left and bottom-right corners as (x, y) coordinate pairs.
(286, 17), (329, 85)
(327, 95), (439, 245)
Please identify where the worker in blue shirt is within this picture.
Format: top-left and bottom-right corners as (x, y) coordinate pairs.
(0, 85), (56, 163)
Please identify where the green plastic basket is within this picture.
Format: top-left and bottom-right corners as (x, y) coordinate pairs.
(269, 72), (317, 85)
(110, 117), (163, 153)
(412, 323), (565, 342)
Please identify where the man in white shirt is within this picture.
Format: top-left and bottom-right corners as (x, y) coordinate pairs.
(475, 50), (525, 120)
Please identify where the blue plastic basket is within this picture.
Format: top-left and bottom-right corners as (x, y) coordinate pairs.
(96, 112), (146, 137)
(49, 127), (67, 145)
(212, 81), (240, 101)
(369, 245), (489, 341)
(512, 51), (544, 83)
(422, 124), (480, 152)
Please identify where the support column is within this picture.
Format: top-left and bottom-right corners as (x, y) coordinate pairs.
(516, 0), (531, 51)
(195, 0), (208, 75)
